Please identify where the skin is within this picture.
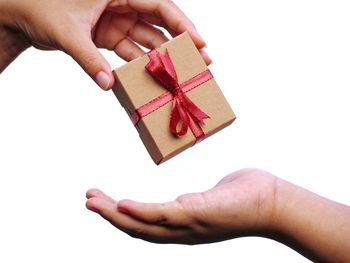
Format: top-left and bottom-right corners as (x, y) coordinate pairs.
(1, 1), (349, 261)
(86, 168), (350, 263)
(0, 0), (211, 89)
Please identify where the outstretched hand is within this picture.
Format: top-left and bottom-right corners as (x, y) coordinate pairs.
(88, 167), (350, 262)
(0, 0), (210, 89)
(86, 169), (279, 244)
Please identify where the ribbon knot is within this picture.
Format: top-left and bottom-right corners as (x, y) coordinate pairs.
(145, 49), (210, 140)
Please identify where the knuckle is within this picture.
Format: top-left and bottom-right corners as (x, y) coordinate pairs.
(176, 193), (192, 204)
(157, 0), (175, 16)
(125, 50), (139, 61)
(176, 192), (209, 225)
(82, 55), (98, 71)
(175, 194), (197, 220)
(164, 0), (175, 7)
(173, 17), (185, 31)
(146, 38), (156, 48)
(160, 0), (174, 6)
(154, 214), (168, 225)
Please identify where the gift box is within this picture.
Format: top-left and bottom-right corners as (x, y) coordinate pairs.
(112, 32), (235, 164)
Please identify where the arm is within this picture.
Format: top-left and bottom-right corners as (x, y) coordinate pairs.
(272, 179), (350, 262)
(0, 0), (210, 87)
(86, 168), (350, 262)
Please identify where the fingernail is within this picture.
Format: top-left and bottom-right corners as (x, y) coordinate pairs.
(95, 71), (111, 90)
(193, 30), (206, 47)
(86, 200), (100, 213)
(199, 49), (213, 65)
(187, 25), (206, 48)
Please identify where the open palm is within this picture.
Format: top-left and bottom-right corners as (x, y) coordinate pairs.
(86, 168), (279, 244)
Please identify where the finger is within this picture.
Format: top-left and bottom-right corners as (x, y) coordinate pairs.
(138, 14), (183, 39)
(94, 12), (144, 61)
(199, 49), (212, 66)
(114, 37), (145, 61)
(138, 13), (177, 39)
(63, 34), (114, 90)
(129, 21), (168, 49)
(117, 199), (193, 226)
(109, 0), (206, 48)
(134, 19), (213, 66)
(86, 188), (115, 203)
(138, 13), (163, 27)
(86, 197), (188, 243)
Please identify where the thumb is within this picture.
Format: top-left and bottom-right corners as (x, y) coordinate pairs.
(63, 35), (114, 90)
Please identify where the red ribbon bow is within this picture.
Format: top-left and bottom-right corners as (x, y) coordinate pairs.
(131, 49), (213, 142)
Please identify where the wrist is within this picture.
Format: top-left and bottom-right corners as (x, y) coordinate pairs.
(262, 180), (318, 260)
(252, 177), (291, 238)
(268, 179), (298, 234)
(267, 178), (350, 262)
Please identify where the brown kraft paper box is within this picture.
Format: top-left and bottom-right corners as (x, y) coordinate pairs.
(112, 32), (236, 164)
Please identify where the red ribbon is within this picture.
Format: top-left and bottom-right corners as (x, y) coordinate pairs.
(130, 49), (212, 142)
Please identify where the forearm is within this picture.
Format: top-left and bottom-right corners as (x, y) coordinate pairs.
(272, 179), (350, 262)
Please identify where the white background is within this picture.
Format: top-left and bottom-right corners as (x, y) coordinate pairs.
(1, 1), (349, 262)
